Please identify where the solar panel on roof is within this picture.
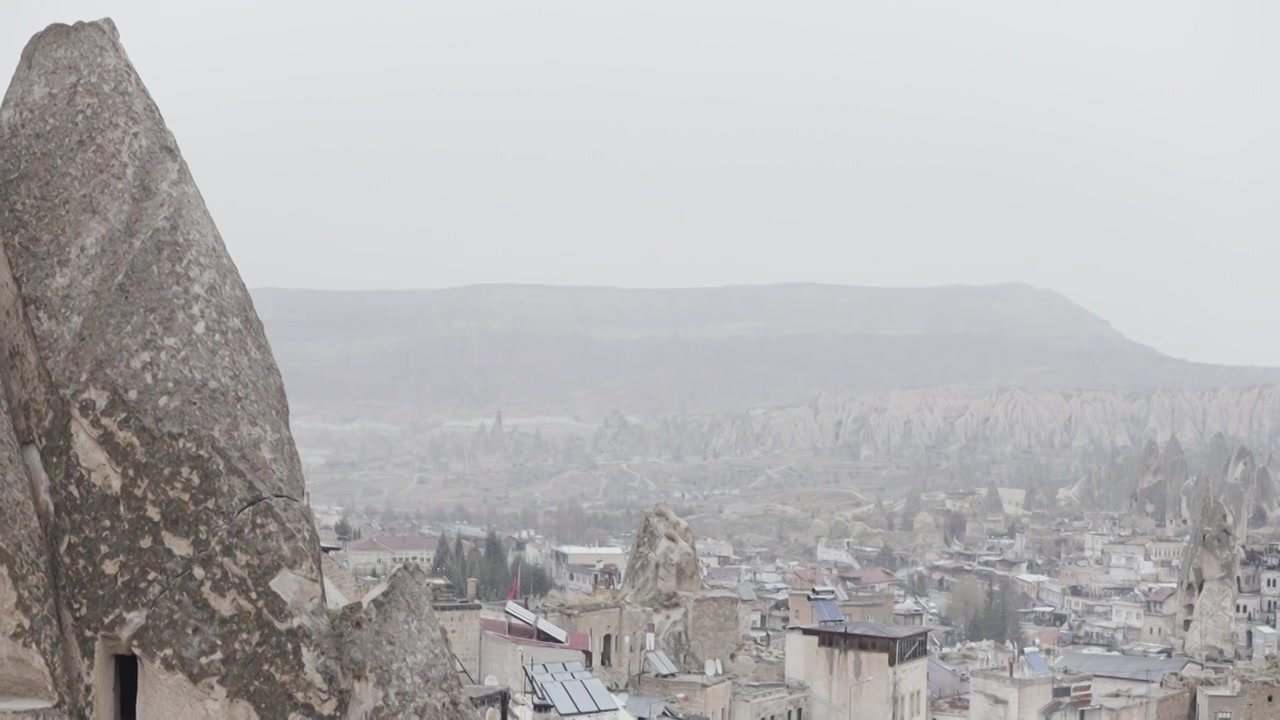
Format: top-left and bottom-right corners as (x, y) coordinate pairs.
(543, 681), (578, 715)
(536, 617), (569, 644)
(564, 679), (597, 713)
(646, 650), (679, 676)
(584, 678), (617, 711)
(1025, 652), (1049, 675)
(813, 598), (843, 623)
(549, 671), (592, 682)
(505, 601), (536, 626)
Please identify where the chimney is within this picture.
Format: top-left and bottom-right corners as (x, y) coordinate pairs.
(466, 577), (478, 601)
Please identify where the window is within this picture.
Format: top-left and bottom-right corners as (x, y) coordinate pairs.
(797, 710), (803, 720)
(1216, 711), (1233, 720)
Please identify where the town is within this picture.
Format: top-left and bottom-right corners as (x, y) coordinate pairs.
(312, 439), (1280, 719)
(0, 5), (1273, 719)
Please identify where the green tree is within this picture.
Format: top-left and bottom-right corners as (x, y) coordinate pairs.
(510, 559), (556, 598)
(465, 547), (484, 593)
(450, 535), (469, 589)
(335, 516), (353, 542)
(947, 576), (983, 627)
(965, 578), (1023, 645)
(431, 533), (452, 577)
(906, 571), (929, 597)
(902, 493), (921, 532)
(481, 530), (511, 600)
(875, 542), (896, 570)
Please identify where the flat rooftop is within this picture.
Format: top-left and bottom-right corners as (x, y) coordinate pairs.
(797, 621), (929, 639)
(552, 545), (626, 555)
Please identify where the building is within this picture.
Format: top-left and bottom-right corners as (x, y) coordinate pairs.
(730, 681), (809, 720)
(550, 545), (628, 591)
(839, 567), (897, 594)
(346, 535), (437, 576)
(784, 622), (929, 720)
(969, 666), (1092, 720)
(432, 588), (482, 684)
(1196, 676), (1280, 720)
(478, 614), (591, 692)
(522, 661), (622, 718)
(635, 667), (732, 720)
(788, 588), (846, 628)
(1142, 586), (1178, 643)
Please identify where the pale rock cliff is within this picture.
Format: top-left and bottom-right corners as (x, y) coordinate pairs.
(593, 387), (1280, 461)
(0, 19), (469, 719)
(1176, 447), (1256, 661)
(622, 504), (706, 602)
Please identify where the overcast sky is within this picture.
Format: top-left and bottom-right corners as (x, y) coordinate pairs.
(4, 2), (1278, 365)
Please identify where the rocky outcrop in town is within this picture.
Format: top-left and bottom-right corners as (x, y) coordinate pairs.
(1177, 447), (1257, 661)
(0, 19), (468, 719)
(622, 504), (706, 602)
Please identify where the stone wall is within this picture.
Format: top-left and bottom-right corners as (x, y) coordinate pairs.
(434, 601), (482, 683)
(684, 593), (743, 669)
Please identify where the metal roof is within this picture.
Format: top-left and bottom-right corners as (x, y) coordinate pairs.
(1024, 651), (1049, 675)
(798, 621), (928, 639)
(1056, 653), (1190, 682)
(813, 598), (843, 624)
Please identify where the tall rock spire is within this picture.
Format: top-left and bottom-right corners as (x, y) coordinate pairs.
(0, 19), (470, 718)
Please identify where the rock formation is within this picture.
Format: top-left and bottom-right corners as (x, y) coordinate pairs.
(622, 504), (705, 602)
(0, 19), (468, 718)
(1176, 447), (1257, 661)
(1131, 439), (1169, 528)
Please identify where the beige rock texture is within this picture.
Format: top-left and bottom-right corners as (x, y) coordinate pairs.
(1176, 447), (1256, 661)
(622, 504), (706, 602)
(0, 18), (471, 719)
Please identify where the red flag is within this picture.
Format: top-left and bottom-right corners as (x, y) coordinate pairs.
(506, 561), (521, 601)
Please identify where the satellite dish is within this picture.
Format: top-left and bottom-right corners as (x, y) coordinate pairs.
(705, 659), (715, 677)
(483, 675), (499, 686)
(715, 659), (723, 676)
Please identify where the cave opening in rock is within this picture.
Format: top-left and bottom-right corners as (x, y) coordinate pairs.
(114, 654), (138, 720)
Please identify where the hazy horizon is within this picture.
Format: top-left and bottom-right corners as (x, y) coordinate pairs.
(6, 1), (1277, 366)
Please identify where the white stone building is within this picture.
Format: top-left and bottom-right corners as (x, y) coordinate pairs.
(346, 535), (436, 576)
(784, 621), (928, 720)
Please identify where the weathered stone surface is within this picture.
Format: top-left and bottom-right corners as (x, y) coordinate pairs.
(321, 553), (372, 608)
(0, 18), (468, 718)
(622, 504), (705, 602)
(333, 566), (474, 719)
(0, 18), (333, 716)
(1176, 447), (1256, 661)
(1132, 439), (1168, 528)
(0, 395), (63, 708)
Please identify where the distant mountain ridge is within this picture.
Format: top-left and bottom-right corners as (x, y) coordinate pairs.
(251, 283), (1280, 420)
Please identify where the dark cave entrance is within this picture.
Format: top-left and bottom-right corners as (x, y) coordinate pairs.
(114, 654), (138, 720)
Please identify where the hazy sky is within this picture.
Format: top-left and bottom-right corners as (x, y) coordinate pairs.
(4, 2), (1278, 365)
